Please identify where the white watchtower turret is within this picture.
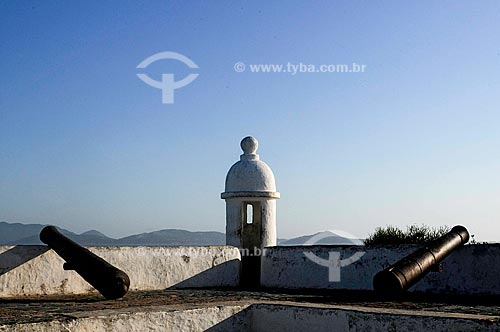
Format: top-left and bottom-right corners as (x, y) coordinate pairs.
(221, 136), (280, 286)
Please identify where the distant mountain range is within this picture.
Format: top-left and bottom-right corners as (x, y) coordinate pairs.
(0, 222), (365, 247)
(0, 222), (225, 246)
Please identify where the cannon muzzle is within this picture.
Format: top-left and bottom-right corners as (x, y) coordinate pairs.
(40, 226), (130, 300)
(373, 225), (469, 294)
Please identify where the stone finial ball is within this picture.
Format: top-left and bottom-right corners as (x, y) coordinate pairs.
(241, 136), (258, 154)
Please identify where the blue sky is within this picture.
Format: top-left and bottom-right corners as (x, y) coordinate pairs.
(1, 1), (499, 241)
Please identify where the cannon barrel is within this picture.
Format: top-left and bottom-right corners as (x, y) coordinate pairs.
(373, 225), (469, 294)
(40, 226), (130, 300)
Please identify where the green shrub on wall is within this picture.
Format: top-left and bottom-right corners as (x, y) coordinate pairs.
(364, 224), (450, 245)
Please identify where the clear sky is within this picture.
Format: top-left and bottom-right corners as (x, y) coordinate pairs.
(1, 1), (499, 241)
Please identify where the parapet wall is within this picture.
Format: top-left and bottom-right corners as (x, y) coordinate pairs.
(2, 243), (499, 298)
(0, 245), (240, 297)
(261, 244), (500, 296)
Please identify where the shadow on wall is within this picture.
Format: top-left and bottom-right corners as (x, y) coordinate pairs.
(204, 306), (252, 332)
(0, 245), (50, 276)
(205, 303), (500, 332)
(171, 258), (241, 288)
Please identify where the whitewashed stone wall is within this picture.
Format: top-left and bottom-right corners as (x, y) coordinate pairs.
(0, 245), (240, 297)
(1, 303), (497, 332)
(261, 244), (500, 296)
(1, 243), (498, 298)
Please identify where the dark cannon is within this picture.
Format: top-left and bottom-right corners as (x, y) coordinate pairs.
(40, 226), (130, 300)
(373, 225), (469, 294)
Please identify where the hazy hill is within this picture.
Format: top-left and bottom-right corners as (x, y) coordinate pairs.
(0, 222), (118, 245)
(0, 222), (49, 245)
(0, 222), (224, 246)
(117, 229), (225, 246)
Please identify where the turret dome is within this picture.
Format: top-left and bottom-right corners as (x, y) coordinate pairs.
(222, 136), (279, 199)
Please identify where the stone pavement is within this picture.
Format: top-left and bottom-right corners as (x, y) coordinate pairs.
(0, 288), (498, 326)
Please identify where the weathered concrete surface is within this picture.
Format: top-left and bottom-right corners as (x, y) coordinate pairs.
(0, 290), (498, 332)
(3, 304), (497, 332)
(0, 305), (251, 332)
(0, 246), (240, 297)
(252, 303), (500, 332)
(261, 244), (500, 296)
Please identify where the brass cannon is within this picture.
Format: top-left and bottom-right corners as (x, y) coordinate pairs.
(373, 225), (469, 293)
(40, 226), (130, 300)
